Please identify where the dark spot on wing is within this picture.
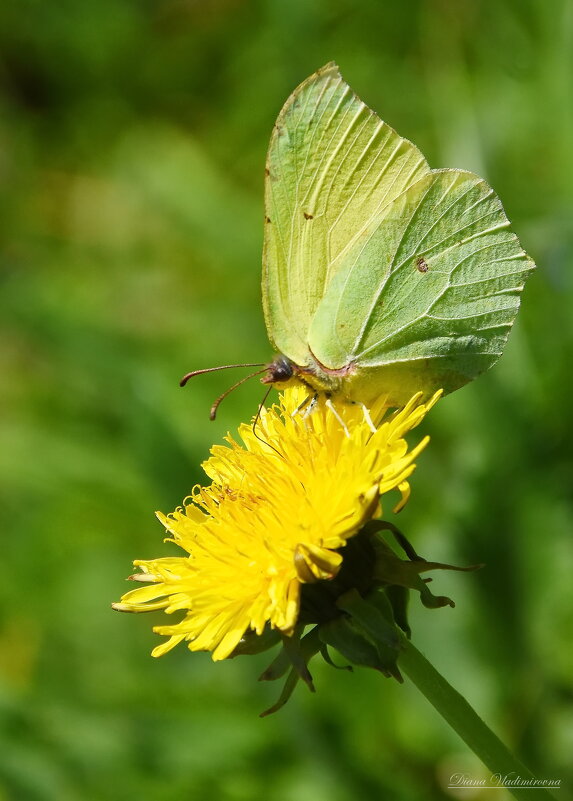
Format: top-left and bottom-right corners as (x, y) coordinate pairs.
(265, 167), (270, 177)
(265, 216), (271, 224)
(416, 257), (428, 273)
(303, 212), (313, 220)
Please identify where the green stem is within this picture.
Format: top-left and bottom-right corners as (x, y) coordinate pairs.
(398, 637), (559, 801)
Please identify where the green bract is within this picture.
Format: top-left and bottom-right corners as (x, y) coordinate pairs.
(262, 63), (535, 406)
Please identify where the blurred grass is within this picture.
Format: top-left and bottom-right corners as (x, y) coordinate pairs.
(1, 1), (572, 799)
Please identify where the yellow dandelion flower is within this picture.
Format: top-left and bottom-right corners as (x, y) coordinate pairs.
(113, 387), (440, 662)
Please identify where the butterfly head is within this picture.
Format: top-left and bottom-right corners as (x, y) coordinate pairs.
(261, 355), (295, 385)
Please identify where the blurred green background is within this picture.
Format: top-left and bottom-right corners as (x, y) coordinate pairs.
(1, 0), (572, 799)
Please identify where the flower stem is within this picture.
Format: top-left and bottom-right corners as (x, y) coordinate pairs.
(398, 637), (558, 801)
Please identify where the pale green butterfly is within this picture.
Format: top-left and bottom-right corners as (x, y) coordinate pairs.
(259, 62), (534, 407)
(182, 63), (534, 414)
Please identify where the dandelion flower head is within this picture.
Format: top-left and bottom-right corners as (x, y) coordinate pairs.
(114, 386), (440, 661)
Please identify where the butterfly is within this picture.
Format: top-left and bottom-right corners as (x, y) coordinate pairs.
(182, 63), (534, 415)
(258, 62), (534, 407)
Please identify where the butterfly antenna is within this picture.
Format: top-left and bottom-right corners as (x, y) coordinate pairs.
(251, 385), (282, 457)
(209, 367), (269, 420)
(180, 362), (265, 388)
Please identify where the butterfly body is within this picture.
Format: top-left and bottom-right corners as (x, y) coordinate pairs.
(263, 350), (471, 408)
(261, 63), (534, 407)
(262, 352), (354, 397)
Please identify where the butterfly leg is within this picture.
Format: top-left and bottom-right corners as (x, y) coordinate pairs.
(325, 398), (350, 437)
(302, 393), (319, 419)
(291, 393), (314, 418)
(358, 402), (377, 434)
(349, 401), (377, 433)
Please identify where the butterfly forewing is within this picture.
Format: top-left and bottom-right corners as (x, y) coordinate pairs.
(263, 62), (430, 368)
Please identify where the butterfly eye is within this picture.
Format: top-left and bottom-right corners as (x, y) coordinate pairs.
(264, 356), (294, 383)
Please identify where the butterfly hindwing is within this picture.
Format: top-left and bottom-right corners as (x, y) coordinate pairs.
(307, 168), (534, 403)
